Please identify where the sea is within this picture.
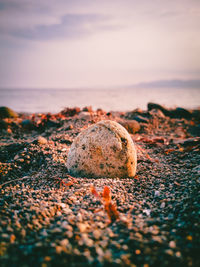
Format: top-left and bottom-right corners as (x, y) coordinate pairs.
(0, 87), (199, 113)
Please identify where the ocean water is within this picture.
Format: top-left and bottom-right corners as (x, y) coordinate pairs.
(0, 88), (199, 113)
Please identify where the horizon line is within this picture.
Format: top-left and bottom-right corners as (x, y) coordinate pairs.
(0, 78), (200, 90)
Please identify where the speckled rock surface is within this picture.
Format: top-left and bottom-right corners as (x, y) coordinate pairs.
(66, 120), (137, 178)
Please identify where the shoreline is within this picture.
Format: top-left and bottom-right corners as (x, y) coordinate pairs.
(0, 103), (200, 266)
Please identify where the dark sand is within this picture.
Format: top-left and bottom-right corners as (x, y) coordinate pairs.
(0, 105), (200, 267)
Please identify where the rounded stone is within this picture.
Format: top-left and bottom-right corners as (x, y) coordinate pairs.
(66, 120), (137, 178)
(0, 106), (18, 119)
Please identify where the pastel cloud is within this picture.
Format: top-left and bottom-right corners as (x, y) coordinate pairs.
(9, 14), (118, 40)
(0, 0), (200, 88)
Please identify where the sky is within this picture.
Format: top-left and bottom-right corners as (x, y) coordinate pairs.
(0, 0), (200, 88)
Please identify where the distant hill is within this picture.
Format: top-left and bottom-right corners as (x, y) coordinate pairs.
(128, 79), (200, 89)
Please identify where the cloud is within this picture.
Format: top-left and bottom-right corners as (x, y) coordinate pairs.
(0, 0), (200, 88)
(8, 14), (117, 40)
(0, 0), (121, 41)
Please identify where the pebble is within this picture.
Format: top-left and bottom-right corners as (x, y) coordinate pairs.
(93, 229), (101, 239)
(160, 202), (166, 208)
(60, 239), (69, 247)
(119, 119), (141, 134)
(154, 190), (160, 197)
(37, 136), (48, 145)
(169, 241), (176, 248)
(77, 223), (87, 233)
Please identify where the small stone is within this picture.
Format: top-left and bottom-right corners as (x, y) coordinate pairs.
(14, 154), (20, 160)
(96, 246), (104, 256)
(154, 190), (160, 197)
(76, 213), (83, 222)
(135, 249), (141, 255)
(51, 227), (62, 233)
(66, 120), (137, 178)
(160, 202), (165, 208)
(169, 241), (176, 248)
(77, 223), (87, 233)
(84, 237), (93, 247)
(2, 233), (9, 239)
(60, 239), (69, 247)
(193, 165), (200, 174)
(168, 213), (174, 220)
(119, 120), (140, 134)
(93, 229), (101, 239)
(65, 231), (73, 238)
(186, 235), (193, 241)
(165, 249), (173, 256)
(44, 256), (51, 262)
(37, 136), (48, 145)
(175, 251), (181, 257)
(40, 229), (48, 237)
(78, 112), (91, 120)
(143, 209), (151, 216)
(21, 229), (26, 238)
(55, 246), (63, 254)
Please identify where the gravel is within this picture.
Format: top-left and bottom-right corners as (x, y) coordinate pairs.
(0, 106), (199, 267)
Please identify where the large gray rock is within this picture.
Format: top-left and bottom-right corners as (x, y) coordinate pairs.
(66, 120), (137, 178)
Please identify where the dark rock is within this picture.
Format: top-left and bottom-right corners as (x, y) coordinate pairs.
(21, 120), (36, 130)
(124, 109), (149, 121)
(148, 103), (192, 119)
(45, 120), (60, 128)
(147, 103), (171, 116)
(171, 107), (192, 119)
(0, 106), (18, 119)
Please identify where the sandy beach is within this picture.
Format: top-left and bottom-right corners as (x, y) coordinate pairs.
(0, 104), (199, 266)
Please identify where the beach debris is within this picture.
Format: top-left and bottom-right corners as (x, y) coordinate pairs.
(0, 106), (18, 119)
(61, 107), (81, 117)
(53, 176), (77, 189)
(91, 185), (119, 223)
(36, 113), (60, 129)
(66, 120), (137, 178)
